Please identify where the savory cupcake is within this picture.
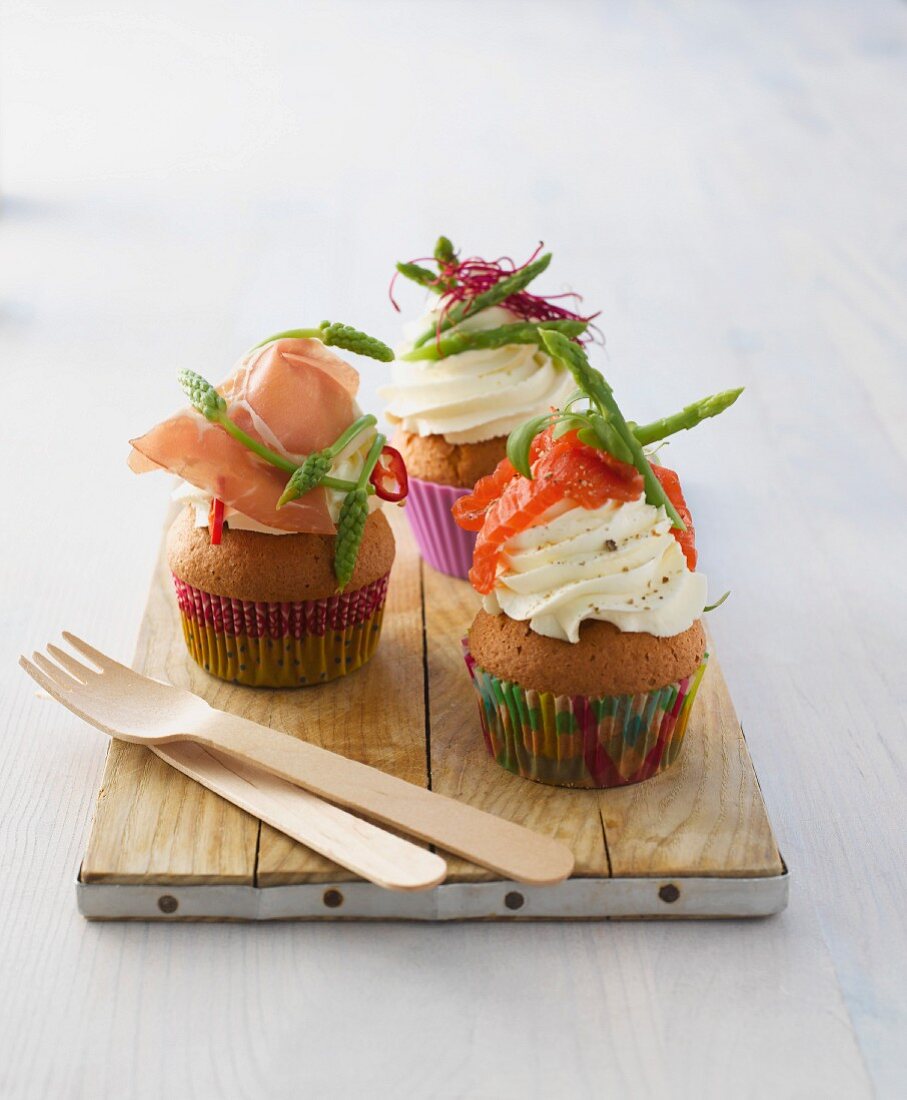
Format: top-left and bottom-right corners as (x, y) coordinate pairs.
(381, 237), (598, 579)
(454, 330), (741, 788)
(129, 323), (408, 688)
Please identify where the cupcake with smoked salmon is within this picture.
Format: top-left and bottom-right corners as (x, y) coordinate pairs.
(129, 323), (408, 688)
(381, 237), (598, 579)
(455, 330), (741, 788)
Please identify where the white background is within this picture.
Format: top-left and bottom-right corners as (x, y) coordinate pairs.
(2, 1), (906, 1097)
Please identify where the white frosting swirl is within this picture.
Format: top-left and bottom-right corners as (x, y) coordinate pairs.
(380, 305), (573, 444)
(482, 497), (707, 642)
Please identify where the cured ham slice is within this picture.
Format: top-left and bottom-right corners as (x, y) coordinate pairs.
(129, 338), (360, 534)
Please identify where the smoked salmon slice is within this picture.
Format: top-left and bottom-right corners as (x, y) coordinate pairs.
(463, 432), (645, 594)
(129, 338), (360, 534)
(451, 458), (519, 531)
(653, 465), (697, 569)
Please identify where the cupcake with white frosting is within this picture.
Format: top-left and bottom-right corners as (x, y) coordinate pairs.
(382, 238), (596, 578)
(454, 330), (741, 787)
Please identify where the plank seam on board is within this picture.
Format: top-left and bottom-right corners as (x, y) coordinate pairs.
(80, 506), (260, 886)
(598, 807), (614, 879)
(252, 820), (262, 889)
(419, 559), (433, 795)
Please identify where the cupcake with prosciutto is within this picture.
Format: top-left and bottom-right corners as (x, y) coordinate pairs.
(381, 237), (598, 579)
(455, 330), (741, 788)
(129, 322), (408, 688)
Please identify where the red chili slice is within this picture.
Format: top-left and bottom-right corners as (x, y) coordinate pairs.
(369, 445), (408, 502)
(208, 497), (225, 545)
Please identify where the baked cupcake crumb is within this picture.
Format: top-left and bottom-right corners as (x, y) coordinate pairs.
(167, 505), (395, 603)
(468, 609), (706, 697)
(393, 430), (507, 487)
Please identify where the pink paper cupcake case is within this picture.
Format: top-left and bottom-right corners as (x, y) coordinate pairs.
(172, 573), (389, 687)
(405, 476), (476, 580)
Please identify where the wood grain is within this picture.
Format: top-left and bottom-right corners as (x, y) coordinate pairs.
(82, 506), (781, 890)
(84, 506), (429, 887)
(256, 505), (428, 885)
(422, 565), (611, 882)
(601, 653), (784, 878)
(81, 515), (259, 884)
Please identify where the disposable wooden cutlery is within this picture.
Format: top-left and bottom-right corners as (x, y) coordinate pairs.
(21, 633), (575, 886)
(146, 742), (447, 892)
(23, 645), (446, 892)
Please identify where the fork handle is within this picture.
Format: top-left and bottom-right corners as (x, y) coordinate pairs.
(187, 715), (574, 885)
(156, 743), (447, 892)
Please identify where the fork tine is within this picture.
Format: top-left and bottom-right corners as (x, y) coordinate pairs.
(47, 644), (99, 683)
(61, 632), (129, 673)
(32, 651), (82, 692)
(20, 655), (72, 699)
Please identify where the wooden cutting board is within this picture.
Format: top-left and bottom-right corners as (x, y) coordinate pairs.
(78, 506), (786, 921)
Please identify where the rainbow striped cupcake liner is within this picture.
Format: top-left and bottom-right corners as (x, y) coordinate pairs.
(463, 642), (708, 788)
(173, 573), (389, 688)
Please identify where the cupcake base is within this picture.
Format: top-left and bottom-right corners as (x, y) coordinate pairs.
(173, 574), (389, 687)
(463, 641), (708, 788)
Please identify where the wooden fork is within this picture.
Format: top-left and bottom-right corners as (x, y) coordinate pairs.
(20, 634), (575, 886)
(22, 641), (446, 892)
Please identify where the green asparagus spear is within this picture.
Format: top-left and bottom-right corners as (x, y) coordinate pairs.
(395, 262), (440, 291)
(411, 253), (553, 348)
(396, 239), (458, 294)
(578, 414), (634, 464)
(401, 319), (588, 362)
(329, 414), (378, 456)
(538, 331), (685, 530)
(506, 407), (634, 478)
(178, 369), (296, 473)
(277, 453), (333, 507)
(434, 236), (456, 265)
(252, 321), (393, 362)
(333, 433), (386, 589)
(319, 322), (393, 361)
(334, 490), (369, 591)
(177, 369), (226, 421)
(277, 414), (378, 507)
(630, 388), (744, 446)
(506, 413), (555, 477)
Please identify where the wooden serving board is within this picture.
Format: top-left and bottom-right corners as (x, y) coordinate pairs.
(78, 506), (787, 921)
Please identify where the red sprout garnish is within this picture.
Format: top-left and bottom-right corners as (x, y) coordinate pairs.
(389, 242), (602, 345)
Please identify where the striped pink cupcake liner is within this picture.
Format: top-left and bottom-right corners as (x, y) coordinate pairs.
(172, 573), (390, 640)
(405, 476), (476, 580)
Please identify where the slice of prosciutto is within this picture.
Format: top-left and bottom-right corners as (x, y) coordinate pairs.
(129, 338), (360, 534)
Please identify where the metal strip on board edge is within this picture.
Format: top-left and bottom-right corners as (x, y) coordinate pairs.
(76, 865), (789, 922)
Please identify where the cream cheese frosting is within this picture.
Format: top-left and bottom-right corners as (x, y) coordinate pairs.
(380, 305), (574, 444)
(173, 425), (381, 535)
(482, 496), (707, 642)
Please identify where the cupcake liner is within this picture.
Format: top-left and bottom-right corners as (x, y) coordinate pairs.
(405, 477), (476, 580)
(463, 641), (708, 789)
(172, 573), (389, 688)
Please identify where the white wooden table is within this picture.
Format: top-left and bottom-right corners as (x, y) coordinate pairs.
(1, 1), (905, 1096)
